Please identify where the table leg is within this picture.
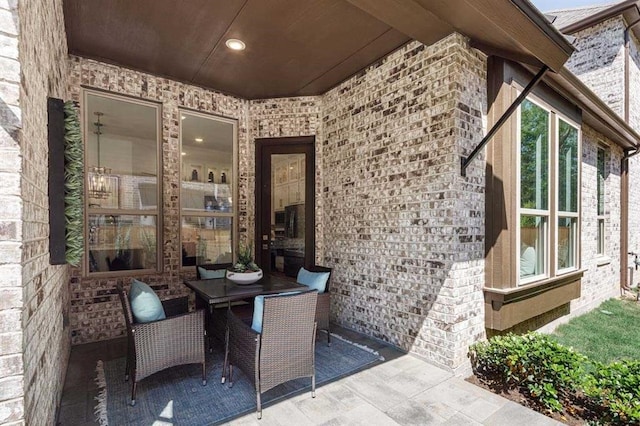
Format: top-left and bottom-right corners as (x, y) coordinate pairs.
(221, 301), (231, 384)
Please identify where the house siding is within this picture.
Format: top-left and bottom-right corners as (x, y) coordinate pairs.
(574, 127), (621, 311)
(0, 1), (23, 423)
(67, 56), (251, 344)
(0, 0), (71, 424)
(66, 35), (487, 373)
(320, 35), (487, 372)
(564, 17), (626, 118)
(562, 13), (640, 294)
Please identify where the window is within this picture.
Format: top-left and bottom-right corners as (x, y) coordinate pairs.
(518, 99), (580, 285)
(519, 100), (549, 282)
(179, 111), (237, 268)
(557, 119), (579, 271)
(84, 91), (161, 274)
(597, 146), (606, 255)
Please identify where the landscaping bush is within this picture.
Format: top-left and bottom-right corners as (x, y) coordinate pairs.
(469, 332), (589, 412)
(469, 333), (640, 425)
(583, 360), (640, 424)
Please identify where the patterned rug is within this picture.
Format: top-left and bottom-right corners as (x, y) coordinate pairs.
(95, 332), (383, 425)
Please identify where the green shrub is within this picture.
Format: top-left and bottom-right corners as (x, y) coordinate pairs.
(469, 332), (588, 412)
(583, 360), (640, 424)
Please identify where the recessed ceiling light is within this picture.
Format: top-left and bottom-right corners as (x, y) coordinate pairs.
(225, 39), (246, 51)
(181, 116), (186, 120)
(195, 137), (203, 142)
(181, 152), (186, 156)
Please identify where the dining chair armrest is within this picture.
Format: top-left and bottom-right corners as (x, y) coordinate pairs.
(132, 309), (205, 381)
(161, 296), (189, 317)
(227, 310), (259, 386)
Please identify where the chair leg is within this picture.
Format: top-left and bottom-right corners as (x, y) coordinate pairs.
(312, 373), (316, 398)
(222, 323), (230, 384)
(130, 381), (137, 406)
(228, 364), (234, 388)
(256, 390), (262, 419)
(327, 326), (331, 346)
(202, 362), (207, 386)
(124, 355), (130, 381)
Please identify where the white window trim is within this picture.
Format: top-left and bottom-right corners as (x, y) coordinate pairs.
(596, 145), (607, 257)
(555, 116), (581, 276)
(516, 95), (581, 286)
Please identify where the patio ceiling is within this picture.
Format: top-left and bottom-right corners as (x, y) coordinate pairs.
(63, 0), (574, 100)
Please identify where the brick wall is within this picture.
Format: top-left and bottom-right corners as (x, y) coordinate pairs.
(67, 57), (251, 344)
(0, 1), (24, 424)
(565, 17), (626, 117)
(0, 0), (71, 424)
(320, 34), (487, 372)
(564, 14), (640, 292)
(627, 32), (640, 261)
(578, 127), (622, 309)
(67, 35), (488, 373)
(248, 97), (322, 260)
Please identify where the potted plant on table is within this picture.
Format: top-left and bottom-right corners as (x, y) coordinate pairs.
(226, 243), (263, 285)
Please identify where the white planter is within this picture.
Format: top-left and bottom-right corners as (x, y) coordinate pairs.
(226, 269), (263, 285)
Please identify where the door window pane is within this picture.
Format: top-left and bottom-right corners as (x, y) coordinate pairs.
(558, 217), (577, 270)
(271, 154), (305, 276)
(558, 120), (578, 213)
(520, 100), (549, 210)
(520, 215), (547, 279)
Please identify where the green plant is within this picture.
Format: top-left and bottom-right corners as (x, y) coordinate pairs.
(583, 360), (640, 424)
(469, 332), (588, 412)
(63, 101), (84, 266)
(231, 243), (259, 272)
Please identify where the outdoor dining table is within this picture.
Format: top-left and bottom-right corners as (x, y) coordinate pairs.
(183, 274), (308, 382)
(183, 273), (307, 308)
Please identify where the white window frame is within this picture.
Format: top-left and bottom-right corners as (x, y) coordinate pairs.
(517, 97), (551, 285)
(596, 145), (607, 256)
(555, 116), (581, 275)
(516, 96), (581, 286)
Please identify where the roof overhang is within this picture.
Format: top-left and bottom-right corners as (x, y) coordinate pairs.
(558, 0), (640, 35)
(347, 0), (575, 72)
(64, 0), (574, 99)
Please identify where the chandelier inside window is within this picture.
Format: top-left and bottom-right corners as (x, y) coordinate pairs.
(87, 112), (112, 200)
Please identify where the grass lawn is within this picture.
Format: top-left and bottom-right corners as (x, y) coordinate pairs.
(551, 298), (640, 364)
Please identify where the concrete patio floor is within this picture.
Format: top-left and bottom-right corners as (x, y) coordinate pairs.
(57, 325), (560, 425)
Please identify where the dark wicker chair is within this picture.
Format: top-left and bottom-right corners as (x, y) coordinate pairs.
(299, 265), (332, 345)
(225, 290), (318, 419)
(116, 284), (206, 406)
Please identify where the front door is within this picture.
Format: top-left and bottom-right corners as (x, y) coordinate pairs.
(255, 136), (315, 276)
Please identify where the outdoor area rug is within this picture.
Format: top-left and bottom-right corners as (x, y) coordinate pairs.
(94, 332), (384, 425)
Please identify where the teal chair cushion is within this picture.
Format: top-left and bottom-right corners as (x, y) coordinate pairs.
(296, 267), (330, 294)
(198, 266), (226, 279)
(129, 279), (166, 323)
(251, 291), (300, 333)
